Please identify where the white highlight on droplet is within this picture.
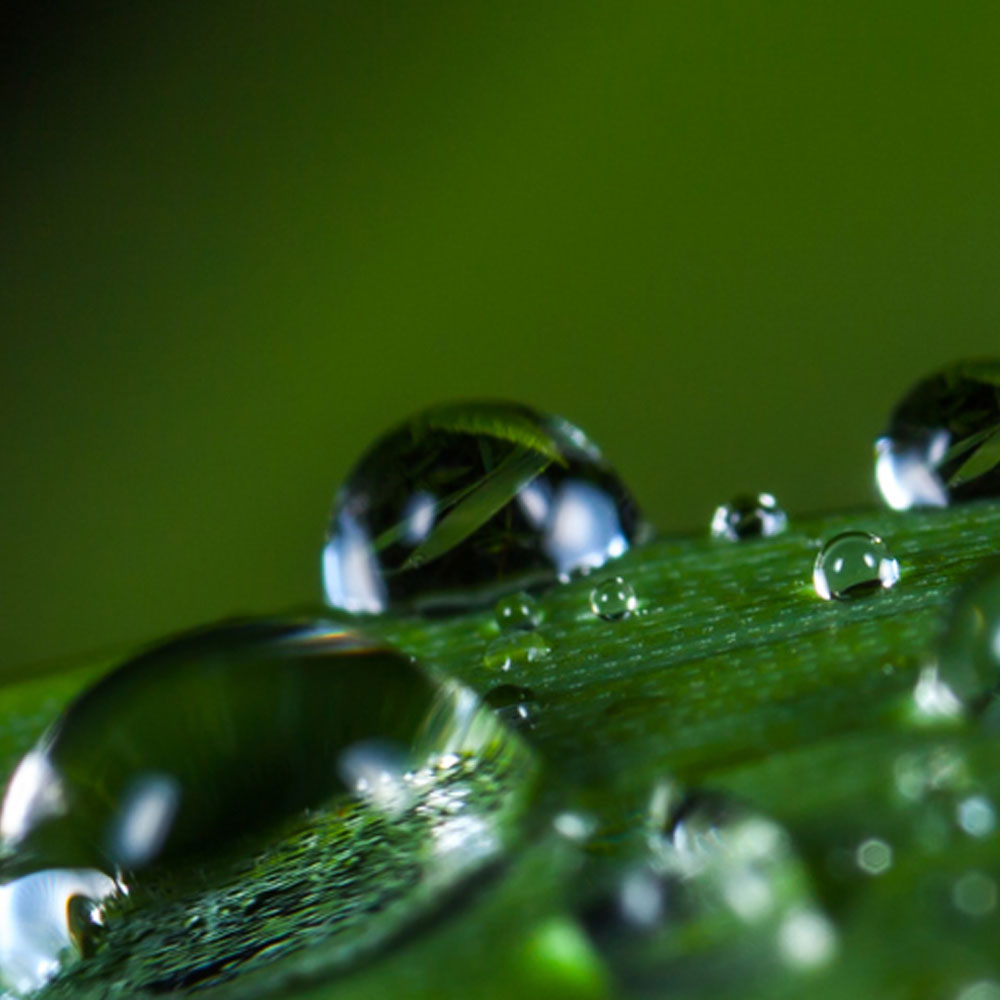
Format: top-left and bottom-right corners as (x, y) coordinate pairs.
(107, 773), (181, 869)
(777, 907), (837, 969)
(1, 752), (66, 845)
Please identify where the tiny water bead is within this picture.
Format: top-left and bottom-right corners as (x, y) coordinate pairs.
(482, 685), (538, 730)
(494, 592), (541, 632)
(589, 577), (638, 621)
(482, 632), (552, 673)
(812, 531), (900, 601)
(936, 559), (1000, 702)
(875, 359), (1000, 510)
(710, 493), (788, 541)
(322, 401), (650, 614)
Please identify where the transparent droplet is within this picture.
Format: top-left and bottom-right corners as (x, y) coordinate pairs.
(710, 493), (788, 541)
(875, 359), (1000, 510)
(581, 790), (836, 985)
(321, 401), (651, 614)
(589, 577), (638, 621)
(482, 632), (551, 673)
(0, 619), (510, 881)
(812, 531), (900, 601)
(937, 558), (1000, 702)
(494, 592), (541, 632)
(66, 893), (106, 959)
(482, 684), (538, 730)
(0, 869), (116, 996)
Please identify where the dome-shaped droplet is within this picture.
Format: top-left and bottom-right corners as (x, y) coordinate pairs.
(937, 559), (1000, 702)
(0, 619), (493, 881)
(482, 632), (551, 673)
(812, 531), (900, 601)
(710, 493), (788, 541)
(875, 359), (1000, 510)
(482, 684), (538, 730)
(322, 401), (650, 614)
(494, 592), (541, 632)
(589, 577), (638, 621)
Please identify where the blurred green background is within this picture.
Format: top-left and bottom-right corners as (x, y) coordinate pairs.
(2, 2), (999, 675)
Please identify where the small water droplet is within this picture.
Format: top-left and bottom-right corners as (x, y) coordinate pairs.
(952, 870), (997, 917)
(322, 401), (651, 614)
(589, 577), (638, 621)
(66, 894), (106, 958)
(482, 684), (539, 729)
(0, 869), (117, 996)
(812, 531), (900, 601)
(710, 493), (788, 541)
(494, 592), (541, 632)
(937, 558), (1000, 702)
(876, 359), (1000, 509)
(854, 837), (893, 876)
(482, 632), (551, 673)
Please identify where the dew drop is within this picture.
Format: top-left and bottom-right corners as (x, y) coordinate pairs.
(875, 359), (1000, 509)
(0, 869), (117, 996)
(0, 619), (521, 884)
(937, 559), (1000, 702)
(482, 684), (539, 730)
(589, 577), (638, 621)
(482, 632), (551, 673)
(321, 401), (650, 614)
(494, 592), (541, 632)
(0, 619), (539, 993)
(710, 493), (788, 541)
(812, 531), (900, 601)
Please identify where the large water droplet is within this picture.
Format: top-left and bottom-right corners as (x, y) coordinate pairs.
(710, 493), (788, 541)
(589, 577), (638, 621)
(1, 620), (459, 880)
(875, 359), (1000, 509)
(1, 619), (538, 993)
(322, 401), (650, 614)
(937, 559), (1000, 702)
(812, 531), (900, 601)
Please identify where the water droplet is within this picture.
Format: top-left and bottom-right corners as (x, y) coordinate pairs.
(0, 869), (117, 996)
(494, 592), (541, 632)
(952, 870), (997, 917)
(710, 493), (788, 541)
(812, 531), (900, 601)
(589, 577), (638, 621)
(66, 893), (106, 958)
(322, 401), (650, 614)
(958, 981), (1000, 1000)
(875, 359), (1000, 509)
(1, 620), (540, 993)
(937, 559), (1000, 702)
(482, 632), (551, 673)
(581, 791), (835, 986)
(0, 619), (508, 881)
(854, 837), (893, 876)
(482, 684), (539, 730)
